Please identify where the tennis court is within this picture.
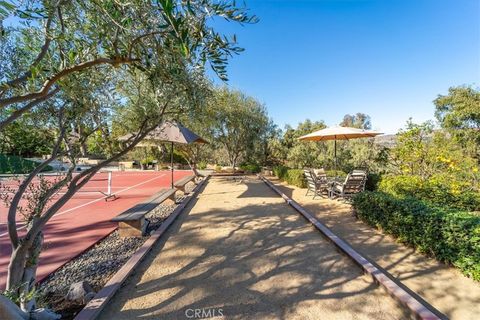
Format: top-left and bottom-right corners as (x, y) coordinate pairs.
(0, 170), (193, 290)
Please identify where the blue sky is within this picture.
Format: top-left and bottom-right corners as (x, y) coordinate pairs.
(212, 0), (480, 133)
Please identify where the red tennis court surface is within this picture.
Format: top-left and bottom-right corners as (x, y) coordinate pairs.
(0, 170), (192, 290)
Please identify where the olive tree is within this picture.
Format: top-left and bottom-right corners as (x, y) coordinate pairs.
(283, 119), (326, 168)
(434, 86), (480, 160)
(0, 0), (256, 317)
(339, 112), (372, 129)
(210, 87), (269, 171)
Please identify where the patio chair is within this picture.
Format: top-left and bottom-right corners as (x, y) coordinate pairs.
(312, 168), (325, 177)
(312, 168), (328, 185)
(329, 170), (367, 200)
(304, 169), (329, 199)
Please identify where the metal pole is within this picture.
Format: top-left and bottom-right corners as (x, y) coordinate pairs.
(107, 171), (112, 196)
(334, 138), (337, 177)
(171, 141), (174, 189)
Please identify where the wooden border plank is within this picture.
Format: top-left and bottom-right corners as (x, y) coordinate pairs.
(74, 176), (209, 320)
(259, 175), (444, 320)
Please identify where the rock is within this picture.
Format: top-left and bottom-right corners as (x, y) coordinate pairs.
(65, 281), (95, 304)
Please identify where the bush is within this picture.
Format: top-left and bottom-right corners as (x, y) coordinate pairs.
(284, 169), (306, 188)
(353, 191), (480, 281)
(0, 154), (52, 174)
(273, 165), (288, 179)
(197, 161), (207, 170)
(272, 166), (306, 188)
(365, 172), (382, 191)
(239, 163), (261, 173)
(379, 175), (480, 211)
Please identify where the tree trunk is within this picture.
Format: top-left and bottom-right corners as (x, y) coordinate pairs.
(7, 226), (43, 312)
(6, 246), (29, 293)
(231, 157), (236, 173)
(20, 232), (43, 312)
(78, 125), (88, 157)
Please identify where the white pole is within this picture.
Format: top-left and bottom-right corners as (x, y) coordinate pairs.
(107, 171), (112, 196)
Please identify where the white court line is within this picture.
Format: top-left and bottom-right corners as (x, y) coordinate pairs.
(0, 173), (166, 238)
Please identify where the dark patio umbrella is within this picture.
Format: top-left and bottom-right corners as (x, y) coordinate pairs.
(119, 121), (208, 188)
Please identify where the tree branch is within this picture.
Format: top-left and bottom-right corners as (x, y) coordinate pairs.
(127, 31), (165, 58)
(0, 87), (60, 131)
(0, 9), (55, 92)
(7, 125), (66, 249)
(0, 57), (139, 109)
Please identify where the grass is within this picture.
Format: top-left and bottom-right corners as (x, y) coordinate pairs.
(0, 154), (52, 174)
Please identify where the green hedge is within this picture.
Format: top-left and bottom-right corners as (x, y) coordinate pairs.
(284, 169), (306, 188)
(239, 163), (261, 173)
(365, 172), (382, 191)
(353, 191), (480, 281)
(273, 166), (306, 188)
(379, 174), (480, 211)
(0, 154), (52, 174)
(273, 165), (288, 178)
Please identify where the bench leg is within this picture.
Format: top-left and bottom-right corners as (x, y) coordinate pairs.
(118, 218), (148, 237)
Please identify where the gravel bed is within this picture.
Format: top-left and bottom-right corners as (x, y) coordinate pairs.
(36, 182), (197, 319)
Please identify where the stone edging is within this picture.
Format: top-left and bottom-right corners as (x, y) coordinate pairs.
(73, 176), (210, 320)
(259, 175), (444, 320)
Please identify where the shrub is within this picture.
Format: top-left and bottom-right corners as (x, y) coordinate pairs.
(272, 166), (306, 188)
(379, 174), (480, 211)
(365, 172), (382, 191)
(239, 163), (261, 173)
(273, 165), (288, 178)
(284, 169), (306, 188)
(0, 154), (52, 174)
(197, 161), (207, 170)
(352, 191), (480, 281)
(140, 156), (156, 165)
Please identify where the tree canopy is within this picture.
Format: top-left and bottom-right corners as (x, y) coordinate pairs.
(0, 0), (257, 129)
(434, 86), (480, 160)
(339, 113), (372, 129)
(209, 87), (269, 170)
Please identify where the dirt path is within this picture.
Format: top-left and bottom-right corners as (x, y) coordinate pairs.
(269, 177), (480, 320)
(99, 177), (408, 320)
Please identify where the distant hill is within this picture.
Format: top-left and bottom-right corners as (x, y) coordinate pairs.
(374, 129), (443, 148)
(374, 134), (397, 147)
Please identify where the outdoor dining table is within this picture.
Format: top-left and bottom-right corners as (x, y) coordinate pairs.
(325, 176), (344, 199)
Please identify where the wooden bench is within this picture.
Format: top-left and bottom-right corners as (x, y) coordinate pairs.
(174, 175), (197, 193)
(111, 188), (176, 237)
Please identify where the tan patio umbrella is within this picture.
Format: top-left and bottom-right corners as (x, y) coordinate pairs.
(119, 121), (208, 188)
(298, 126), (383, 173)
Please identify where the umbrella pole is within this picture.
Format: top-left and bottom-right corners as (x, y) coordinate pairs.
(334, 138), (337, 177)
(171, 141), (174, 189)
